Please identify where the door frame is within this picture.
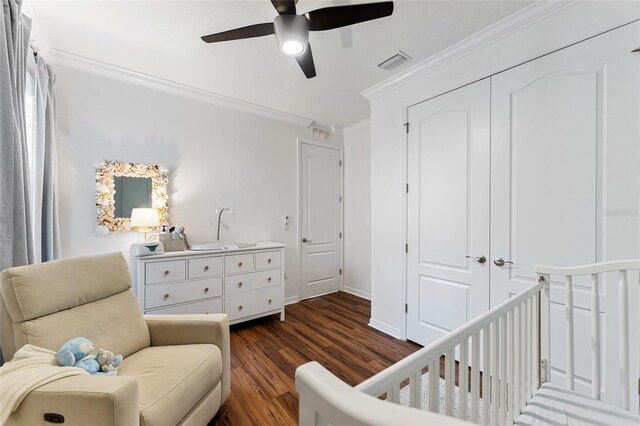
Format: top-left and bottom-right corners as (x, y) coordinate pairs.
(297, 138), (344, 302)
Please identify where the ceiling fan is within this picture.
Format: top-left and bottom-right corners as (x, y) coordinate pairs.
(201, 0), (394, 79)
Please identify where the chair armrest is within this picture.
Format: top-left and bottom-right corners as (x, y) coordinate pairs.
(144, 314), (230, 402)
(6, 375), (138, 426)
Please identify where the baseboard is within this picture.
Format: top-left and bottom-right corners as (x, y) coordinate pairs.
(341, 286), (371, 300)
(368, 318), (401, 339)
(284, 296), (299, 306)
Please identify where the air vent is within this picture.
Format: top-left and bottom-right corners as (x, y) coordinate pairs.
(311, 126), (331, 141)
(378, 50), (412, 71)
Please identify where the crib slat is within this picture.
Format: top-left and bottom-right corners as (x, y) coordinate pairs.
(514, 304), (521, 416)
(507, 309), (515, 425)
(500, 314), (508, 426)
(387, 384), (400, 403)
(459, 339), (468, 420)
(519, 302), (526, 413)
(618, 270), (629, 410)
(566, 275), (575, 390)
(491, 319), (499, 426)
(409, 371), (422, 409)
(533, 292), (539, 392)
(523, 299), (532, 402)
(591, 273), (601, 400)
(482, 325), (491, 424)
(471, 332), (480, 423)
(445, 349), (454, 416)
(428, 359), (438, 412)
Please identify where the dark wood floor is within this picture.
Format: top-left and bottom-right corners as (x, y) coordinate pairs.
(209, 291), (422, 426)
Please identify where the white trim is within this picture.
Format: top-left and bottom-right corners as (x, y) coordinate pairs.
(361, 1), (575, 100)
(44, 48), (315, 127)
(343, 118), (370, 135)
(368, 319), (402, 339)
(341, 286), (371, 301)
(285, 296), (299, 306)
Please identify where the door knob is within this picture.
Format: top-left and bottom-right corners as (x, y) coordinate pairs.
(302, 238), (312, 243)
(465, 255), (486, 264)
(494, 257), (514, 267)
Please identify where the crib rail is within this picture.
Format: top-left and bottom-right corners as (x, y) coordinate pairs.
(535, 259), (640, 411)
(354, 281), (542, 425)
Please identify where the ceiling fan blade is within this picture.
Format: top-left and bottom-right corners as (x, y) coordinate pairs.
(306, 1), (394, 31)
(295, 44), (316, 79)
(201, 22), (274, 43)
(271, 0), (297, 15)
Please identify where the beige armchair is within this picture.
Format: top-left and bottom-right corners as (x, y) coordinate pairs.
(0, 252), (230, 426)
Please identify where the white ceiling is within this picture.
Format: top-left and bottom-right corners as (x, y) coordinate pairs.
(27, 0), (531, 127)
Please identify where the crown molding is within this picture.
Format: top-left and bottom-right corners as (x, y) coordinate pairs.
(361, 0), (576, 100)
(344, 118), (370, 134)
(44, 48), (315, 127)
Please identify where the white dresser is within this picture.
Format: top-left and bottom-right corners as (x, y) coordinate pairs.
(131, 242), (285, 324)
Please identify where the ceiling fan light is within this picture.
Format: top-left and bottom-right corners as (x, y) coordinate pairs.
(281, 40), (305, 56)
(274, 15), (309, 57)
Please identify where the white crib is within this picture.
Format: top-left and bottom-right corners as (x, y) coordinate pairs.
(296, 260), (640, 425)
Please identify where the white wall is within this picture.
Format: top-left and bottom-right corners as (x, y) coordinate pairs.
(343, 119), (371, 299)
(367, 1), (640, 338)
(54, 65), (338, 302)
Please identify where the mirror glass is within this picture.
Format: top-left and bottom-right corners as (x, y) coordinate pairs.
(114, 176), (152, 218)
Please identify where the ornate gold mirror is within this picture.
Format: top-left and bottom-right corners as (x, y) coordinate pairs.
(96, 160), (169, 232)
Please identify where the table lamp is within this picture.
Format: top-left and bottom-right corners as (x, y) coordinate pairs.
(130, 208), (160, 242)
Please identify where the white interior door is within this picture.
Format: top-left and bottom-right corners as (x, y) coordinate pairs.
(490, 22), (640, 404)
(300, 142), (342, 300)
(407, 79), (491, 346)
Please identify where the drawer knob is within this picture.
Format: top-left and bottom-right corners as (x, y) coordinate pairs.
(163, 270), (170, 277)
(204, 265), (209, 272)
(163, 293), (170, 300)
(268, 277), (272, 283)
(204, 287), (209, 294)
(238, 305), (243, 311)
(238, 282), (243, 288)
(268, 298), (272, 304)
(268, 258), (272, 264)
(238, 261), (243, 267)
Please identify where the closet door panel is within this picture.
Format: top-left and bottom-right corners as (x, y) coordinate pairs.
(407, 78), (490, 347)
(490, 21), (640, 405)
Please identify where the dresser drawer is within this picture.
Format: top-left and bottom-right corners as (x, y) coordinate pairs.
(146, 260), (186, 284)
(146, 277), (222, 309)
(255, 251), (281, 270)
(224, 253), (254, 274)
(145, 298), (223, 315)
(224, 270), (280, 295)
(188, 256), (223, 279)
(224, 286), (282, 321)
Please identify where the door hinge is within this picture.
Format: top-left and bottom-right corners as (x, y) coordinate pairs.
(638, 378), (640, 395)
(406, 183), (409, 193)
(404, 122), (410, 133)
(339, 160), (343, 166)
(405, 243), (408, 253)
(339, 232), (342, 239)
(339, 268), (342, 275)
(405, 303), (408, 313)
(339, 196), (343, 202)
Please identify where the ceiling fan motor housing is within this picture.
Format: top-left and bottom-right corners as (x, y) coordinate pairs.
(274, 15), (310, 56)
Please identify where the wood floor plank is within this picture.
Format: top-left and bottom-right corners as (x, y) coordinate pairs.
(209, 291), (421, 425)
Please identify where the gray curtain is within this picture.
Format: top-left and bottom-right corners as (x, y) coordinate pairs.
(33, 57), (61, 262)
(0, 0), (34, 271)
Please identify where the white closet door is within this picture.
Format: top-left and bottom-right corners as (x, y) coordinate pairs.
(490, 22), (640, 404)
(407, 79), (490, 346)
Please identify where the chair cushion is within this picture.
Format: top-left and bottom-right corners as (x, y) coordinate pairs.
(516, 382), (640, 425)
(119, 344), (222, 426)
(1, 252), (132, 321)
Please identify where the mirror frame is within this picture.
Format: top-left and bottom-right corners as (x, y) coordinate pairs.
(95, 160), (169, 232)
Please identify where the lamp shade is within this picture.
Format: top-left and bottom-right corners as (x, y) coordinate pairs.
(130, 208), (160, 230)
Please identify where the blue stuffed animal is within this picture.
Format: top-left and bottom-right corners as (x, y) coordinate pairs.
(56, 337), (117, 376)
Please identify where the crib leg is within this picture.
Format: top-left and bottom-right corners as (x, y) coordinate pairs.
(538, 274), (551, 385)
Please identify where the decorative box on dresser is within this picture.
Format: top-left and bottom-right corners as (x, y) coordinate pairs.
(131, 242), (286, 324)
